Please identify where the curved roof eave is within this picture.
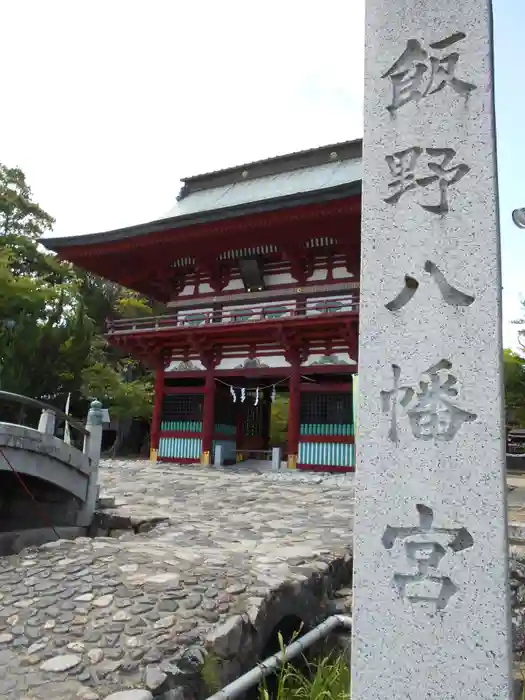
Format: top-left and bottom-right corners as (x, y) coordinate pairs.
(43, 179), (362, 253)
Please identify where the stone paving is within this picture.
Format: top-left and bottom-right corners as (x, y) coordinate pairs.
(0, 460), (355, 700)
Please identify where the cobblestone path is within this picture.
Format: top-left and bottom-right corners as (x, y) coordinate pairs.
(0, 461), (354, 699)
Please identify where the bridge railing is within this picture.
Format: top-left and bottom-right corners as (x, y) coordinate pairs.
(0, 390), (89, 437)
(0, 391), (104, 526)
(0, 391), (104, 466)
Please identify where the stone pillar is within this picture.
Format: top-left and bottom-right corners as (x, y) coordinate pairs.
(77, 399), (103, 527)
(201, 365), (216, 466)
(213, 444), (223, 467)
(150, 360), (165, 462)
(352, 3), (512, 700)
(38, 408), (56, 436)
(271, 447), (282, 471)
(287, 352), (301, 469)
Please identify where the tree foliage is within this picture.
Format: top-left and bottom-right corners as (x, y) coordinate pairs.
(505, 349), (525, 428)
(270, 395), (289, 446)
(506, 300), (525, 428)
(0, 161), (155, 452)
(0, 164), (54, 240)
(513, 301), (525, 355)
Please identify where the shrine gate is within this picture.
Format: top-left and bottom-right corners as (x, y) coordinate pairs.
(45, 140), (362, 472)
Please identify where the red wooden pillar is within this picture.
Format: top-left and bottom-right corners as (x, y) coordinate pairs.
(287, 350), (301, 469)
(201, 364), (216, 465)
(150, 359), (165, 461)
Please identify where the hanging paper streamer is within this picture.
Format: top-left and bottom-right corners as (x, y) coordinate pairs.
(218, 376), (289, 405)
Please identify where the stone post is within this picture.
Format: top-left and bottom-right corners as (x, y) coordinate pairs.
(77, 400), (103, 527)
(37, 408), (56, 436)
(271, 447), (282, 471)
(352, 2), (513, 699)
(213, 443), (223, 467)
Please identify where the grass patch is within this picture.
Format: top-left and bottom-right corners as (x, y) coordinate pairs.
(201, 652), (222, 694)
(258, 634), (350, 700)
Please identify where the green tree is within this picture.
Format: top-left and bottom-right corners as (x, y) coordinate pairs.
(0, 268), (93, 406)
(504, 349), (525, 428)
(81, 338), (153, 455)
(0, 161), (158, 454)
(75, 274), (157, 453)
(0, 168), (92, 408)
(0, 164), (54, 239)
(0, 247), (49, 399)
(513, 300), (525, 355)
(270, 395), (289, 446)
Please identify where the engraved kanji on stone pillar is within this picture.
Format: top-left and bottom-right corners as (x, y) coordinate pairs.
(380, 360), (477, 442)
(353, 1), (512, 699)
(382, 32), (477, 112)
(384, 147), (470, 214)
(382, 504), (474, 611)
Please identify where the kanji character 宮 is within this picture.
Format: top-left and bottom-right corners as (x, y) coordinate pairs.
(382, 504), (474, 610)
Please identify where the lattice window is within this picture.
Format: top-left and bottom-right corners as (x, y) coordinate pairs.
(162, 394), (203, 421)
(300, 393), (352, 425)
(244, 402), (264, 437)
(215, 391), (236, 426)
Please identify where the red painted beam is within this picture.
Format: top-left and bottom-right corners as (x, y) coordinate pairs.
(165, 365), (356, 379)
(299, 434), (354, 444)
(159, 430), (234, 441)
(300, 382), (352, 392)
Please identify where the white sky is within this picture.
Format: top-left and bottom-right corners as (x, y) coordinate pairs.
(0, 0), (523, 348)
(0, 0), (363, 235)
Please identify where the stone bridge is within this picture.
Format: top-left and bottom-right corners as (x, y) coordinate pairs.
(0, 393), (102, 541)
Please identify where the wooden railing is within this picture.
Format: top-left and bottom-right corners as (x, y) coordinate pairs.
(107, 294), (359, 335)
